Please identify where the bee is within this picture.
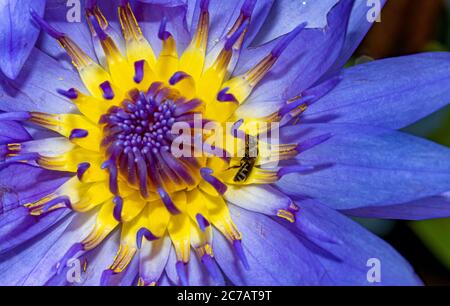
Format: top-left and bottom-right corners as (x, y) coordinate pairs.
(233, 134), (258, 183)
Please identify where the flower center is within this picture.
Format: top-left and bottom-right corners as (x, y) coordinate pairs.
(100, 83), (205, 203)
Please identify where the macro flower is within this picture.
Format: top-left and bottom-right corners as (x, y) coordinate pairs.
(0, 0), (450, 286)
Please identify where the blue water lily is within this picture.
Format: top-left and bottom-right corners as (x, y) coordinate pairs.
(0, 0), (449, 286)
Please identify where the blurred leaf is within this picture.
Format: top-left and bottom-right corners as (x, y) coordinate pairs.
(405, 105), (450, 147)
(425, 41), (447, 52)
(411, 220), (450, 271)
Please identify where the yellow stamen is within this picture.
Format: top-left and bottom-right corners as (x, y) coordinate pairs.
(118, 2), (157, 68)
(179, 8), (209, 81)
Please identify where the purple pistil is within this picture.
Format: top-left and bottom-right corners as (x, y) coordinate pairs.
(217, 87), (238, 103)
(158, 17), (171, 41)
(100, 81), (115, 100)
(100, 87), (188, 201)
(233, 240), (250, 270)
(169, 71), (190, 86)
(157, 187), (180, 215)
(77, 162), (91, 180)
(57, 88), (78, 100)
(200, 168), (227, 195)
(176, 261), (189, 286)
(113, 195), (123, 222)
(134, 60), (145, 84)
(136, 227), (158, 249)
(69, 129), (89, 140)
(102, 160), (119, 195)
(195, 213), (210, 232)
(42, 196), (72, 213)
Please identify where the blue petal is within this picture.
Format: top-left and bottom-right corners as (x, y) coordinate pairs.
(224, 184), (292, 216)
(326, 0), (387, 74)
(0, 121), (31, 145)
(0, 120), (31, 161)
(139, 0), (187, 6)
(235, 0), (354, 119)
(190, 0), (274, 51)
(282, 199), (422, 285)
(44, 225), (139, 287)
(252, 0), (339, 45)
(139, 235), (171, 285)
(343, 191), (450, 220)
(19, 211), (97, 285)
(0, 163), (71, 254)
(304, 53), (450, 129)
(135, 0), (191, 55)
(78, 229), (139, 286)
(0, 214), (73, 286)
(114, 256), (140, 286)
(0, 0), (46, 79)
(276, 123), (450, 211)
(158, 272), (176, 286)
(243, 0), (274, 48)
(214, 205), (325, 285)
(37, 0), (94, 69)
(0, 48), (81, 113)
(76, 230), (118, 285)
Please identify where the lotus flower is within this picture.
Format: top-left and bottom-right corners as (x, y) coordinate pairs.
(0, 0), (449, 286)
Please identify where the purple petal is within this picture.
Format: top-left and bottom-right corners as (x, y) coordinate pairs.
(304, 53), (450, 129)
(235, 0), (354, 118)
(0, 0), (46, 79)
(252, 0), (338, 45)
(214, 205), (325, 285)
(75, 230), (139, 286)
(282, 199), (422, 285)
(19, 212), (97, 285)
(0, 214), (74, 286)
(276, 123), (450, 211)
(0, 48), (81, 113)
(0, 121), (31, 145)
(139, 235), (171, 285)
(343, 192), (450, 220)
(135, 0), (191, 55)
(224, 184), (292, 217)
(325, 0), (387, 74)
(37, 0), (96, 68)
(190, 0), (274, 51)
(0, 163), (71, 254)
(139, 0), (187, 6)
